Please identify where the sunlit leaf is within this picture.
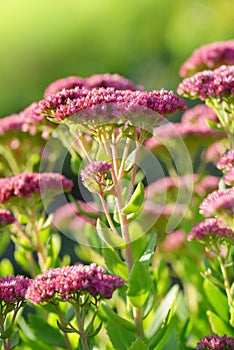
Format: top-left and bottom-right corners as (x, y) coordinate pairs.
(127, 261), (153, 307)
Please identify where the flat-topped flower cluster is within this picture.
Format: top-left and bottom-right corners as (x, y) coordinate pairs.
(26, 263), (124, 303)
(0, 172), (73, 203)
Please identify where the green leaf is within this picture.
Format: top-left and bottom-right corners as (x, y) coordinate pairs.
(100, 303), (137, 333)
(106, 320), (136, 350)
(126, 206), (143, 221)
(122, 182), (145, 215)
(207, 310), (234, 336)
(46, 234), (61, 268)
(206, 119), (224, 132)
(0, 233), (10, 255)
(161, 328), (179, 350)
(17, 214), (29, 224)
(96, 219), (127, 248)
(127, 261), (153, 307)
(28, 314), (67, 347)
(0, 258), (14, 276)
(14, 248), (31, 272)
(96, 149), (111, 162)
(124, 149), (137, 172)
(9, 331), (20, 349)
(57, 321), (75, 334)
(146, 284), (179, 339)
(148, 306), (176, 349)
(142, 284), (156, 319)
(87, 321), (103, 338)
(203, 278), (229, 321)
(70, 153), (81, 174)
(139, 232), (157, 266)
(128, 338), (149, 350)
(103, 247), (128, 281)
(0, 325), (13, 339)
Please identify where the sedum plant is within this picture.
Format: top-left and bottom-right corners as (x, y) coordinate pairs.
(0, 46), (234, 349)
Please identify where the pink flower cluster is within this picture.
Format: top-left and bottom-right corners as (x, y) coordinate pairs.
(44, 73), (142, 97)
(35, 86), (187, 123)
(145, 104), (223, 150)
(217, 149), (234, 172)
(26, 263), (124, 303)
(52, 200), (98, 235)
(0, 172), (73, 204)
(0, 275), (32, 303)
(177, 65), (234, 101)
(0, 209), (15, 225)
(188, 218), (233, 241)
(199, 187), (234, 217)
(195, 334), (234, 350)
(216, 150), (234, 185)
(180, 40), (234, 77)
(0, 103), (51, 140)
(81, 161), (112, 193)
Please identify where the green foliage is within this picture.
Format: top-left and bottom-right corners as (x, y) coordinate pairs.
(122, 182), (145, 216)
(127, 261), (153, 308)
(207, 311), (234, 336)
(103, 246), (128, 280)
(97, 218), (127, 248)
(106, 320), (136, 350)
(27, 315), (67, 348)
(203, 278), (229, 321)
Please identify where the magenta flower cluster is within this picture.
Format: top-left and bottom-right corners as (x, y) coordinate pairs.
(195, 334), (234, 350)
(0, 209), (15, 226)
(44, 73), (142, 97)
(188, 218), (233, 241)
(177, 65), (234, 101)
(35, 86), (187, 123)
(200, 187), (234, 217)
(0, 275), (32, 303)
(0, 172), (73, 204)
(217, 149), (234, 172)
(180, 40), (234, 77)
(26, 263), (124, 303)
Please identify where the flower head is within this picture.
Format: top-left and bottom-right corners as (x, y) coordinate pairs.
(161, 230), (185, 251)
(224, 169), (234, 186)
(0, 275), (32, 303)
(177, 65), (234, 101)
(81, 161), (112, 193)
(43, 73), (142, 97)
(52, 200), (98, 231)
(195, 334), (234, 350)
(194, 176), (220, 197)
(26, 263), (124, 304)
(180, 104), (222, 136)
(188, 218), (233, 241)
(0, 209), (15, 226)
(35, 87), (187, 132)
(180, 40), (234, 77)
(0, 172), (73, 204)
(0, 103), (51, 140)
(217, 149), (234, 172)
(145, 104), (223, 152)
(199, 187), (234, 218)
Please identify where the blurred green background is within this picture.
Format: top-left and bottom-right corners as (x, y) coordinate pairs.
(0, 0), (233, 117)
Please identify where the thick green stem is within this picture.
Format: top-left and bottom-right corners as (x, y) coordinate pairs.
(74, 305), (89, 350)
(218, 255), (234, 327)
(111, 137), (144, 339)
(0, 145), (20, 175)
(99, 193), (120, 237)
(53, 304), (73, 350)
